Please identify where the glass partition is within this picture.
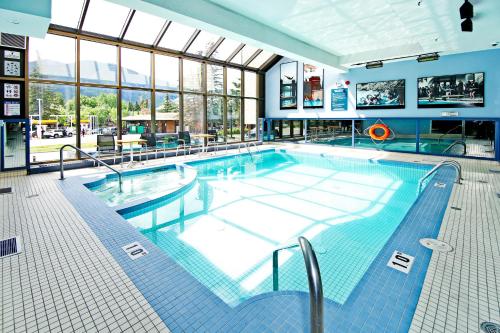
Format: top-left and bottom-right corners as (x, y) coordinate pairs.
(227, 97), (241, 142)
(355, 119), (416, 153)
(207, 64), (223, 94)
(1, 121), (27, 169)
(80, 40), (117, 85)
(208, 96), (224, 142)
(155, 92), (179, 133)
(121, 89), (151, 136)
(183, 94), (203, 134)
(29, 35), (76, 82)
(183, 60), (203, 92)
(121, 48), (151, 88)
(227, 68), (241, 96)
(244, 99), (257, 141)
(155, 55), (179, 90)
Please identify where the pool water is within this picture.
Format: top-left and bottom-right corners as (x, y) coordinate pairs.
(101, 151), (433, 306)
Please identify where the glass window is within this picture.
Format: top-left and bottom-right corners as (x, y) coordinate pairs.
(29, 35), (75, 82)
(208, 96), (224, 142)
(121, 48), (151, 88)
(183, 94), (204, 134)
(28, 83), (76, 162)
(82, 0), (130, 37)
(207, 64), (223, 94)
(183, 60), (203, 92)
(186, 31), (220, 56)
(51, 0), (85, 28)
(124, 11), (166, 44)
(158, 22), (196, 51)
(155, 92), (180, 133)
(211, 38), (241, 61)
(80, 87), (117, 153)
(121, 89), (152, 136)
(80, 40), (117, 85)
(244, 71), (257, 98)
(227, 97), (241, 142)
(155, 55), (179, 90)
(354, 120), (414, 152)
(244, 99), (257, 141)
(227, 68), (241, 96)
(248, 50), (273, 69)
(230, 45), (259, 65)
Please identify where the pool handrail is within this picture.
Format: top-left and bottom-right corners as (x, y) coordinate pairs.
(442, 140), (467, 155)
(437, 124), (462, 143)
(59, 144), (123, 192)
(272, 236), (324, 333)
(417, 160), (462, 194)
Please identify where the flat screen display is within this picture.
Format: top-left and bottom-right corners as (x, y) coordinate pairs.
(356, 79), (405, 109)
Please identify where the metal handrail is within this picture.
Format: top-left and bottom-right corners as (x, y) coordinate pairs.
(247, 141), (260, 153)
(59, 144), (123, 192)
(417, 160), (462, 194)
(442, 140), (467, 155)
(272, 236), (324, 333)
(437, 124), (462, 143)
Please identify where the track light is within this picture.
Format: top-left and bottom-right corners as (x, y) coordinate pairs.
(417, 53), (440, 62)
(460, 0), (473, 32)
(461, 18), (473, 32)
(366, 61), (383, 69)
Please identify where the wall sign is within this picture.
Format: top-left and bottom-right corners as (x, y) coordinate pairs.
(387, 250), (414, 274)
(122, 241), (148, 260)
(0, 46), (24, 78)
(331, 88), (348, 111)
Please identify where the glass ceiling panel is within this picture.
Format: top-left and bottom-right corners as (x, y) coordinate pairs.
(186, 31), (220, 56)
(247, 50), (274, 69)
(82, 0), (130, 37)
(158, 22), (196, 51)
(230, 45), (259, 65)
(51, 0), (84, 28)
(211, 38), (241, 61)
(124, 11), (166, 45)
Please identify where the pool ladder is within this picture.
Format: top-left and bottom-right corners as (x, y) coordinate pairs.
(417, 160), (462, 194)
(442, 140), (467, 155)
(59, 144), (123, 192)
(238, 142), (260, 160)
(272, 236), (324, 333)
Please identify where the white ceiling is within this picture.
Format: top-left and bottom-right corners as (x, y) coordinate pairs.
(206, 0), (500, 66)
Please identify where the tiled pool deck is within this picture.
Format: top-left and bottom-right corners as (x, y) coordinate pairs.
(1, 144), (499, 332)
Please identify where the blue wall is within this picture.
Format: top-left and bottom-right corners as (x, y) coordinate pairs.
(265, 48), (500, 120)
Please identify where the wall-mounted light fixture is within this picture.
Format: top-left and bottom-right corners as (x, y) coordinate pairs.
(460, 0), (473, 32)
(365, 61), (383, 69)
(417, 53), (440, 62)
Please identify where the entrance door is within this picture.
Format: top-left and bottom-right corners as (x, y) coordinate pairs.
(0, 119), (29, 171)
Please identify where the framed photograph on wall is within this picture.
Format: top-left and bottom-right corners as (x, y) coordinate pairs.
(356, 79), (405, 109)
(417, 72), (484, 108)
(303, 64), (324, 108)
(280, 61), (297, 109)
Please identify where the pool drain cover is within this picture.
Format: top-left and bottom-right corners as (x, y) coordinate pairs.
(419, 238), (453, 253)
(481, 322), (500, 333)
(434, 182), (446, 188)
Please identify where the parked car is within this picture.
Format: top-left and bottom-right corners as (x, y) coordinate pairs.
(101, 127), (117, 136)
(42, 128), (74, 139)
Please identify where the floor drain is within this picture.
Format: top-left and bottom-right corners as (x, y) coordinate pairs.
(419, 238), (453, 252)
(481, 322), (500, 333)
(450, 206), (462, 211)
(0, 187), (12, 194)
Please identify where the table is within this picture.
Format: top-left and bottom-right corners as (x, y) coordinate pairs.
(117, 138), (147, 167)
(191, 134), (216, 154)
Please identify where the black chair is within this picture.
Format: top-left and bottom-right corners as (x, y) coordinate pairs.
(95, 134), (122, 164)
(140, 133), (167, 159)
(207, 129), (227, 154)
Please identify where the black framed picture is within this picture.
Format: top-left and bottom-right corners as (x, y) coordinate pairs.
(280, 61), (297, 109)
(303, 64), (324, 108)
(0, 46), (24, 78)
(1, 80), (24, 118)
(417, 72), (484, 108)
(356, 79), (405, 110)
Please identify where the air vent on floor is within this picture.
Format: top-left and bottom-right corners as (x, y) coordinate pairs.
(0, 33), (26, 49)
(0, 187), (12, 194)
(0, 236), (22, 258)
(481, 322), (500, 333)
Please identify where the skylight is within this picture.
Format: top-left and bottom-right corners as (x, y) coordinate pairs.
(211, 38), (241, 61)
(124, 11), (166, 45)
(82, 0), (130, 37)
(186, 31), (221, 56)
(247, 50), (273, 69)
(158, 22), (196, 51)
(50, 0), (84, 28)
(230, 45), (259, 65)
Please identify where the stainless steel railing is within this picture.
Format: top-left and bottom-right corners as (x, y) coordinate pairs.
(272, 236), (324, 333)
(417, 160), (462, 194)
(59, 144), (123, 192)
(442, 140), (467, 155)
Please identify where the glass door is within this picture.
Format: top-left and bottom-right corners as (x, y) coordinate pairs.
(1, 120), (28, 171)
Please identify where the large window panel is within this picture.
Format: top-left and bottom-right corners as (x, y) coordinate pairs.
(211, 38), (241, 61)
(82, 0), (130, 37)
(227, 68), (241, 96)
(80, 87), (117, 153)
(183, 94), (204, 134)
(121, 48), (151, 88)
(208, 96), (224, 142)
(207, 64), (223, 94)
(230, 45), (259, 65)
(124, 11), (166, 45)
(244, 71), (257, 98)
(51, 0), (84, 28)
(28, 83), (76, 162)
(121, 89), (152, 136)
(244, 99), (257, 141)
(248, 50), (273, 69)
(80, 40), (117, 85)
(227, 97), (241, 142)
(29, 35), (76, 82)
(155, 55), (179, 91)
(183, 60), (203, 92)
(186, 31), (220, 56)
(155, 92), (180, 133)
(158, 22), (196, 51)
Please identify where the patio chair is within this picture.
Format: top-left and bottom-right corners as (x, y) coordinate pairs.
(207, 129), (228, 154)
(95, 134), (122, 165)
(176, 131), (202, 156)
(140, 133), (167, 160)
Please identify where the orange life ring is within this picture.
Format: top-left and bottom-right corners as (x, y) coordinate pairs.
(369, 124), (390, 141)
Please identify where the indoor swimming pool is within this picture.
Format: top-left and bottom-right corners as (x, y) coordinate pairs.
(89, 150), (435, 307)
